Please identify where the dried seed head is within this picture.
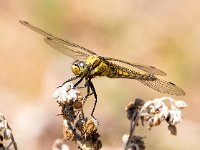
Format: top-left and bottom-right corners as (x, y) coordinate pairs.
(126, 103), (135, 120)
(63, 127), (74, 141)
(75, 119), (85, 133)
(52, 139), (70, 150)
(73, 98), (83, 109)
(53, 82), (102, 149)
(0, 134), (3, 141)
(132, 136), (145, 150)
(53, 82), (81, 105)
(82, 140), (94, 150)
(139, 97), (187, 132)
(166, 109), (182, 125)
(62, 105), (76, 122)
(83, 119), (97, 135)
(124, 135), (145, 150)
(173, 100), (187, 109)
(93, 139), (102, 150)
(63, 120), (75, 140)
(126, 98), (144, 120)
(3, 129), (12, 140)
(168, 124), (177, 135)
(82, 138), (102, 150)
(148, 105), (157, 114)
(122, 134), (129, 144)
(0, 120), (5, 132)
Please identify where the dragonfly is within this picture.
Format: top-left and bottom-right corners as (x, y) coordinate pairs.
(19, 20), (185, 117)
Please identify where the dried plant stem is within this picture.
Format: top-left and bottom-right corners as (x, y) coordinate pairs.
(125, 111), (139, 150)
(7, 124), (18, 150)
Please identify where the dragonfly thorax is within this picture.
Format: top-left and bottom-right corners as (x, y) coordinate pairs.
(71, 60), (88, 76)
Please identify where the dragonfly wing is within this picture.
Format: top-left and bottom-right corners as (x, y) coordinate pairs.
(105, 57), (167, 76)
(138, 77), (185, 96)
(44, 38), (89, 60)
(19, 20), (97, 57)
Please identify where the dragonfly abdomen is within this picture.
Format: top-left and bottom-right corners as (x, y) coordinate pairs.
(104, 63), (155, 80)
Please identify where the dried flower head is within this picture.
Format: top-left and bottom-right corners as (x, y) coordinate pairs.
(0, 120), (5, 132)
(53, 82), (101, 149)
(139, 97), (187, 134)
(0, 113), (17, 150)
(168, 124), (177, 135)
(62, 105), (76, 122)
(63, 120), (75, 140)
(123, 134), (145, 150)
(53, 82), (84, 106)
(3, 128), (12, 140)
(124, 97), (187, 150)
(83, 119), (98, 135)
(52, 139), (70, 150)
(126, 98), (144, 121)
(82, 138), (102, 150)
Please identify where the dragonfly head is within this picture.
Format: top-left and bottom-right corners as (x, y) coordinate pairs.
(71, 60), (88, 76)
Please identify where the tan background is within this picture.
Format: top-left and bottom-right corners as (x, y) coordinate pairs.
(0, 0), (199, 149)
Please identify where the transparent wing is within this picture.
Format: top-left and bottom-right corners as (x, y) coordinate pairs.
(104, 57), (167, 76)
(138, 77), (185, 96)
(44, 38), (89, 60)
(19, 20), (97, 59)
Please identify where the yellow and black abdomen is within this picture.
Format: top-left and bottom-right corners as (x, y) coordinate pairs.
(105, 62), (155, 81)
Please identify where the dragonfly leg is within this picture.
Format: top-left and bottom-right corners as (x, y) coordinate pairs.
(81, 82), (92, 106)
(76, 86), (86, 89)
(87, 79), (98, 122)
(59, 74), (86, 88)
(76, 77), (89, 89)
(74, 74), (87, 88)
(79, 78), (90, 103)
(57, 76), (79, 88)
(65, 75), (98, 122)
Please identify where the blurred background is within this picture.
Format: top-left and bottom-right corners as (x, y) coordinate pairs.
(0, 0), (199, 149)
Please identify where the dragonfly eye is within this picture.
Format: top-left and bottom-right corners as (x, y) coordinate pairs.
(71, 64), (81, 76)
(78, 61), (86, 68)
(71, 60), (86, 76)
